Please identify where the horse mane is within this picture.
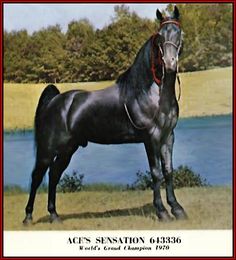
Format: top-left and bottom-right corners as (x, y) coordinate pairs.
(116, 37), (155, 102)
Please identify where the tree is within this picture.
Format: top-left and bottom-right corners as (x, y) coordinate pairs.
(63, 19), (95, 82)
(30, 25), (66, 83)
(3, 4), (232, 83)
(4, 30), (32, 82)
(77, 5), (156, 81)
(173, 4), (232, 71)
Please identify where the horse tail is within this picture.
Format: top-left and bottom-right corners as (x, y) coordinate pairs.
(34, 84), (60, 148)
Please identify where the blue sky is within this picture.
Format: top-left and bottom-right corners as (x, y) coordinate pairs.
(4, 3), (167, 33)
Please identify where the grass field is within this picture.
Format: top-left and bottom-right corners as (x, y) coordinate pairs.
(4, 67), (232, 131)
(4, 187), (232, 230)
(4, 81), (112, 131)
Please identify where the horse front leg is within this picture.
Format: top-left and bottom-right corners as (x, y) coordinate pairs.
(161, 132), (187, 220)
(145, 137), (172, 222)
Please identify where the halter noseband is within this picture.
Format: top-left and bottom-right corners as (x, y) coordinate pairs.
(163, 41), (179, 50)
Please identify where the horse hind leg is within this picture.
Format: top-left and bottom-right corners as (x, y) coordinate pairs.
(47, 144), (78, 223)
(23, 151), (53, 225)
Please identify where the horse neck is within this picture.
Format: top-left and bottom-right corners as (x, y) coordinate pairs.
(117, 37), (164, 102)
(160, 72), (177, 106)
(130, 40), (154, 90)
(117, 38), (154, 99)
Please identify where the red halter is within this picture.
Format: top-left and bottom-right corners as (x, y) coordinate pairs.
(150, 33), (163, 86)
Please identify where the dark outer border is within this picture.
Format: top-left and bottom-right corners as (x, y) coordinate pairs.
(0, 1), (235, 259)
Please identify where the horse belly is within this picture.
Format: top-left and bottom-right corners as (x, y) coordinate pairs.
(85, 116), (142, 144)
(69, 104), (142, 145)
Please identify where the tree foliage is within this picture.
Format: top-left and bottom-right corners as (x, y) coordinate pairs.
(4, 4), (232, 83)
(58, 171), (84, 193)
(127, 165), (209, 190)
(177, 3), (232, 71)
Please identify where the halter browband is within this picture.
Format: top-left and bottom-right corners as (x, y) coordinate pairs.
(160, 20), (180, 29)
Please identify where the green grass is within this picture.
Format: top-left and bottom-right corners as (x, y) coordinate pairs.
(3, 67), (232, 131)
(4, 183), (126, 194)
(4, 187), (232, 230)
(4, 185), (26, 195)
(178, 67), (232, 117)
(83, 183), (126, 192)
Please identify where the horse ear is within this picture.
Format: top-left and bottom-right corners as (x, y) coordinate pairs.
(173, 6), (180, 20)
(156, 9), (164, 21)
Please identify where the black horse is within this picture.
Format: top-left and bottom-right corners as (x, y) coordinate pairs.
(23, 6), (187, 225)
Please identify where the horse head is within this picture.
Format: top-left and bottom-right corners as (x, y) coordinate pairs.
(156, 6), (182, 73)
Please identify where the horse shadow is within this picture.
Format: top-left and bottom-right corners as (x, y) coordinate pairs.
(35, 203), (156, 224)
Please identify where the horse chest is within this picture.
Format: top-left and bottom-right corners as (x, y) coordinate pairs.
(158, 109), (178, 131)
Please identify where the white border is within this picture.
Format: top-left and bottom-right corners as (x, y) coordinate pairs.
(4, 230), (233, 257)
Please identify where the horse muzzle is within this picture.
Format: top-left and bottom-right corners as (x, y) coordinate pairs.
(163, 56), (177, 73)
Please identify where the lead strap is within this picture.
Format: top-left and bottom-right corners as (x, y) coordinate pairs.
(176, 61), (181, 102)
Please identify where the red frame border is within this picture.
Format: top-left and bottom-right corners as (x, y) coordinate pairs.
(0, 1), (235, 259)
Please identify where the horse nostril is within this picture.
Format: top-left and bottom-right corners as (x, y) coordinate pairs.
(171, 57), (175, 61)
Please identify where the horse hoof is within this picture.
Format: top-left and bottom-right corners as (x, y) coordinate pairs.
(171, 208), (188, 220)
(50, 213), (62, 224)
(23, 216), (33, 226)
(158, 211), (173, 222)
